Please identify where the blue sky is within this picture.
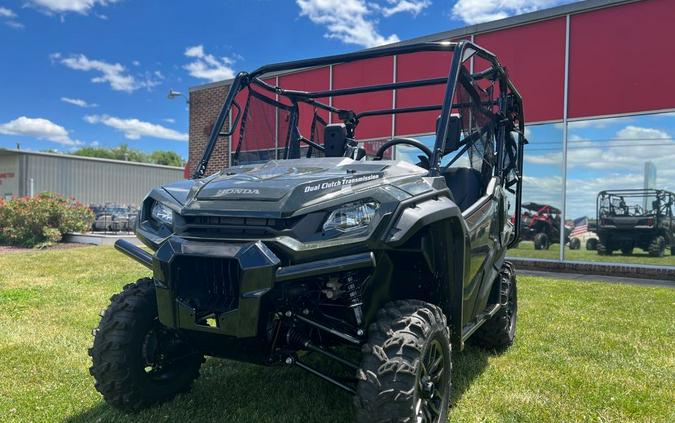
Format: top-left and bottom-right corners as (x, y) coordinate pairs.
(0, 0), (577, 159)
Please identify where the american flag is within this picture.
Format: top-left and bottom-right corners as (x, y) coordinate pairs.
(570, 216), (588, 237)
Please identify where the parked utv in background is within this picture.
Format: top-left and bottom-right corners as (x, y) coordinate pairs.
(597, 189), (674, 257)
(88, 41), (526, 422)
(90, 204), (138, 232)
(520, 202), (569, 250)
(568, 216), (598, 250)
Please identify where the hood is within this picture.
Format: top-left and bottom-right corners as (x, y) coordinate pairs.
(157, 158), (430, 217)
(195, 158), (424, 201)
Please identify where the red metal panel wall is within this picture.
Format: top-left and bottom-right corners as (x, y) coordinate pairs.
(279, 67), (331, 140)
(475, 17), (566, 123)
(332, 56), (394, 140)
(395, 51), (453, 136)
(569, 0), (675, 118)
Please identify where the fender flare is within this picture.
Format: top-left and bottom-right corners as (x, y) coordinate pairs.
(381, 192), (469, 345)
(383, 193), (466, 247)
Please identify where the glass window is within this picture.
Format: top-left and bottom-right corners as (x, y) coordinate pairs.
(507, 123), (564, 260)
(564, 112), (675, 266)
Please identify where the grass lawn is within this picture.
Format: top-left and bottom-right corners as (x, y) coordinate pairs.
(0, 246), (673, 422)
(508, 241), (675, 266)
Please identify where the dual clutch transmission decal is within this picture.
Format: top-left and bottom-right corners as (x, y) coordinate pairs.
(302, 173), (382, 194)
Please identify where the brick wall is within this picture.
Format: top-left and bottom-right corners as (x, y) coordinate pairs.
(187, 83), (231, 177)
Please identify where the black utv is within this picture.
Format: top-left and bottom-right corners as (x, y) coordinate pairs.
(597, 189), (674, 257)
(89, 41), (526, 422)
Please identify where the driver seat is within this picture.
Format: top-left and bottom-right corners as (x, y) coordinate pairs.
(441, 167), (483, 212)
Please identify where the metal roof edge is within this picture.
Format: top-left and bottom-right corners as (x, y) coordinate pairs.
(0, 148), (185, 170)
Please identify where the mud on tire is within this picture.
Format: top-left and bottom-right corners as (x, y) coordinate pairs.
(354, 300), (451, 423)
(89, 278), (204, 412)
(470, 262), (517, 350)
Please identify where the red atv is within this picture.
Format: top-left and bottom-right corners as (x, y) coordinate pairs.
(520, 202), (570, 250)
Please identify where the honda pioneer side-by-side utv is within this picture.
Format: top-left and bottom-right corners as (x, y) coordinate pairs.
(89, 41), (526, 422)
(597, 189), (674, 256)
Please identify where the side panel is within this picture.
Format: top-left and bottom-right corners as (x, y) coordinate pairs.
(461, 194), (499, 325)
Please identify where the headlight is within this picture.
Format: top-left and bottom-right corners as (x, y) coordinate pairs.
(151, 201), (173, 225)
(323, 201), (379, 233)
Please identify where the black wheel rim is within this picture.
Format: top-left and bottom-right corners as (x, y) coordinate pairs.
(415, 338), (448, 423)
(141, 320), (195, 382)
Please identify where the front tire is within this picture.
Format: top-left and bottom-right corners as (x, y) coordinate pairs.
(534, 233), (550, 250)
(354, 300), (451, 423)
(586, 238), (598, 251)
(471, 262), (517, 350)
(89, 278), (203, 412)
(569, 238), (581, 250)
(648, 236), (666, 257)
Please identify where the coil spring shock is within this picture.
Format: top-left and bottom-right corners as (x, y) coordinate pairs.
(342, 271), (364, 326)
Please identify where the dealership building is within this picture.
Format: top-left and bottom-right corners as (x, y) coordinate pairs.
(187, 0), (675, 263)
(0, 149), (184, 206)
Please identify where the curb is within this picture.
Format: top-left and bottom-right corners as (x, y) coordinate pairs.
(507, 257), (675, 282)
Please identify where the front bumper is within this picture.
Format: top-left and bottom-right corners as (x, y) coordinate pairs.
(116, 237), (375, 338)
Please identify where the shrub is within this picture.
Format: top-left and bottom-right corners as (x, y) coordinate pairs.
(0, 193), (94, 248)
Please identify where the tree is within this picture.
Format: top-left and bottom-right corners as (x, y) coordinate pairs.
(71, 144), (184, 167)
(149, 150), (183, 167)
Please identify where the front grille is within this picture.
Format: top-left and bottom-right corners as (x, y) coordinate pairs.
(172, 256), (239, 315)
(181, 215), (301, 238)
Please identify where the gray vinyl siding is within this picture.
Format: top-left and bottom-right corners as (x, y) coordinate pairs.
(1, 150), (183, 206)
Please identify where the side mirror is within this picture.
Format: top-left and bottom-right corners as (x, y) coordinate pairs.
(324, 124), (348, 157)
(437, 115), (461, 154)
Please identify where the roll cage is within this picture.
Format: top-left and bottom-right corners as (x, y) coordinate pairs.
(598, 189), (675, 219)
(193, 40), (526, 244)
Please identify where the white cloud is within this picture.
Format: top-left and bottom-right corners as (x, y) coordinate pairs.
(616, 125), (669, 140)
(183, 45), (236, 82)
(84, 115), (188, 141)
(53, 53), (162, 92)
(379, 0), (430, 17)
(25, 0), (119, 15)
(0, 7), (16, 18)
(0, 6), (23, 28)
(296, 0), (400, 48)
(452, 0), (574, 25)
(60, 97), (98, 108)
(163, 118), (176, 124)
(0, 116), (81, 146)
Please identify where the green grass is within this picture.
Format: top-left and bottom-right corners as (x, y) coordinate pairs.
(0, 246), (673, 422)
(508, 241), (675, 266)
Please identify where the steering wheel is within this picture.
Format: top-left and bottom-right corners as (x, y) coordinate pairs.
(373, 138), (433, 165)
